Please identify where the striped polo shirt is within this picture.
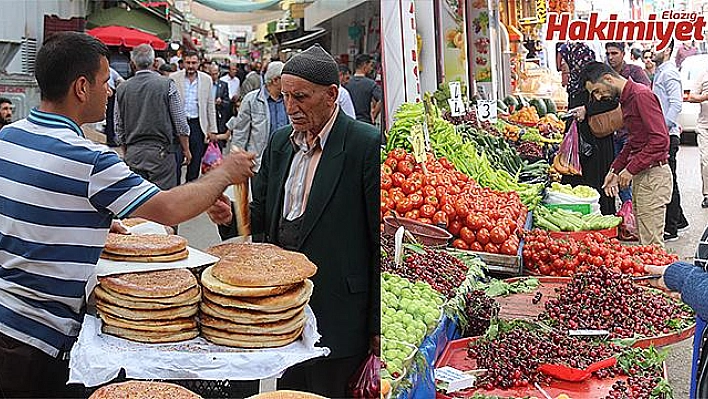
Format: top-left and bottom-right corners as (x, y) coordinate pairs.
(0, 109), (160, 357)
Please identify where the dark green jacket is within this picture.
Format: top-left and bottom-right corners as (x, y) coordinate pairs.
(219, 110), (380, 359)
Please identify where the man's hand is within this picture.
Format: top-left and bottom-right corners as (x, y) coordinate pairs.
(219, 149), (255, 184)
(569, 105), (587, 122)
(208, 132), (220, 142)
(215, 97), (222, 106)
(618, 168), (634, 189)
(603, 171), (619, 197)
(109, 220), (130, 234)
(644, 264), (671, 291)
(182, 149), (192, 166)
(206, 194), (233, 225)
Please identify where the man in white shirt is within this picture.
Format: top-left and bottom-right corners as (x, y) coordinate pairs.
(220, 63), (241, 106)
(337, 64), (356, 118)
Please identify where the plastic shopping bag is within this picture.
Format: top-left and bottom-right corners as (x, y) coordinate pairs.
(201, 141), (223, 174)
(347, 352), (381, 398)
(553, 120), (582, 175)
(617, 200), (639, 241)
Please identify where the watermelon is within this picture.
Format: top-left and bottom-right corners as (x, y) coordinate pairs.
(544, 98), (557, 115)
(503, 96), (519, 113)
(529, 98), (547, 117)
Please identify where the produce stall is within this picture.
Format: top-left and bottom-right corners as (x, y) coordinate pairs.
(381, 98), (691, 399)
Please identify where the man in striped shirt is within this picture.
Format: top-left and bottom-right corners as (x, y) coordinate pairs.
(0, 32), (255, 397)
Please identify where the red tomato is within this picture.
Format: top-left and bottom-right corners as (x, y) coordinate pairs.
(484, 243), (499, 253)
(390, 148), (407, 161)
(424, 196), (439, 208)
(384, 157), (398, 170)
(401, 180), (417, 195)
(404, 210), (420, 219)
(469, 241), (484, 252)
(419, 204), (436, 219)
(408, 193), (424, 208)
(441, 203), (456, 219)
(490, 226), (508, 245)
(408, 172), (424, 186)
(455, 203), (470, 219)
(476, 228), (491, 246)
(424, 175), (439, 187)
(452, 239), (469, 250)
(383, 197), (395, 211)
(423, 185), (437, 198)
(390, 190), (406, 204)
(391, 172), (406, 188)
(418, 217), (432, 225)
(465, 214), (483, 230)
(432, 211), (449, 227)
(448, 220), (462, 236)
(396, 160), (414, 176)
(381, 164), (393, 175)
(396, 199), (412, 214)
(500, 239), (518, 255)
(447, 185), (461, 195)
(460, 227), (476, 244)
(439, 157), (453, 170)
(381, 174), (392, 191)
(435, 186), (448, 198)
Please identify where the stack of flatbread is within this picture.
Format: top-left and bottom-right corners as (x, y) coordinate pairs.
(95, 269), (201, 343)
(200, 243), (317, 348)
(89, 381), (202, 399)
(100, 233), (189, 262)
(246, 391), (328, 399)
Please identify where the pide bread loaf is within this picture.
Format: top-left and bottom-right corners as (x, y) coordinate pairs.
(210, 243), (316, 287)
(99, 269), (197, 298)
(102, 233), (188, 256)
(89, 381), (202, 399)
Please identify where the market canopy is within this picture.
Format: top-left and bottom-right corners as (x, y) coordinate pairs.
(87, 26), (168, 51)
(192, 0), (281, 12)
(189, 0), (284, 25)
(86, 6), (170, 39)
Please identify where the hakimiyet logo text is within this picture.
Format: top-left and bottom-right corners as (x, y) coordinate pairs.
(545, 11), (706, 51)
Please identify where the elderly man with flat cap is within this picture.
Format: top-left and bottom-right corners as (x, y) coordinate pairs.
(207, 44), (380, 397)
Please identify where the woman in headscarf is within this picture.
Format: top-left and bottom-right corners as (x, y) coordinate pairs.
(557, 42), (617, 215)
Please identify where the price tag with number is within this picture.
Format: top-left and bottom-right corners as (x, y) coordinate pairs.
(476, 100), (497, 122)
(448, 99), (466, 117)
(409, 124), (427, 163)
(448, 81), (462, 101)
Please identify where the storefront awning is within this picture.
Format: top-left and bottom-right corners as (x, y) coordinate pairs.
(87, 26), (168, 50)
(304, 0), (368, 30)
(192, 0), (281, 12)
(86, 6), (170, 39)
(279, 28), (327, 49)
(189, 1), (284, 25)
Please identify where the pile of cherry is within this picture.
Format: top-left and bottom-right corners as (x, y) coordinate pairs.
(541, 268), (693, 339)
(468, 325), (623, 390)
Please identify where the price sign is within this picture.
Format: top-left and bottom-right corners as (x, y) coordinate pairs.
(409, 124), (427, 163)
(476, 100), (497, 122)
(448, 98), (466, 117)
(448, 81), (462, 101)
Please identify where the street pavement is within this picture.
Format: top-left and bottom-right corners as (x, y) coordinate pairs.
(178, 145), (703, 396)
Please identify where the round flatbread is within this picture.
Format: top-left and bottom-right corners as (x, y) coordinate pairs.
(199, 299), (305, 324)
(202, 279), (312, 313)
(99, 269), (197, 298)
(100, 249), (189, 262)
(97, 302), (198, 321)
(210, 243), (317, 287)
(94, 286), (201, 309)
(201, 266), (297, 298)
(200, 311), (305, 335)
(247, 391), (327, 399)
(100, 312), (197, 332)
(201, 325), (304, 348)
(103, 233), (188, 256)
(89, 381), (202, 399)
(101, 324), (199, 343)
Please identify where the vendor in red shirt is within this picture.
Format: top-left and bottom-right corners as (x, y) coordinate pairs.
(580, 61), (672, 246)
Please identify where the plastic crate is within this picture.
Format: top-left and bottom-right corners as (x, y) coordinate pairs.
(544, 202), (592, 215)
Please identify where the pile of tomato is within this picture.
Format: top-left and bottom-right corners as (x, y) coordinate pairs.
(381, 149), (527, 256)
(523, 229), (679, 277)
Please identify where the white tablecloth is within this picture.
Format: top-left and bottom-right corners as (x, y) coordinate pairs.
(68, 307), (330, 387)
